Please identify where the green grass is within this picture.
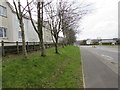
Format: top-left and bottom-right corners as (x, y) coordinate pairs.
(101, 44), (120, 46)
(2, 45), (83, 88)
(81, 44), (120, 46)
(96, 44), (120, 46)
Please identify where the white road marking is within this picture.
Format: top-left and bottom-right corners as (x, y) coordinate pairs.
(96, 47), (118, 53)
(101, 54), (113, 60)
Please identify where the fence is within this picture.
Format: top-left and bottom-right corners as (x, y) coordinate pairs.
(0, 41), (58, 56)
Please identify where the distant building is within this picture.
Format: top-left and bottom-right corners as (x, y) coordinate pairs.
(79, 40), (87, 45)
(86, 39), (99, 45)
(80, 38), (118, 45)
(99, 39), (117, 45)
(86, 39), (92, 44)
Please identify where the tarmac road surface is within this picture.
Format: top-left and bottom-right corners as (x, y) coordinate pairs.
(80, 46), (118, 88)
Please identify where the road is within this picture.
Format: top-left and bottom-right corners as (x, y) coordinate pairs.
(80, 46), (118, 88)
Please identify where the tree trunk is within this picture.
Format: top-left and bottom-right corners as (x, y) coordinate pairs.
(20, 21), (28, 60)
(41, 40), (46, 56)
(38, 1), (46, 57)
(62, 41), (65, 48)
(55, 37), (59, 54)
(39, 35), (46, 56)
(18, 2), (28, 60)
(62, 43), (65, 48)
(55, 43), (59, 54)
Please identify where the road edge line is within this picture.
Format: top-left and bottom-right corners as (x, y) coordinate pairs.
(79, 47), (86, 89)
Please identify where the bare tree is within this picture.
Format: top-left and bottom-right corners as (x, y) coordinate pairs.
(13, 0), (28, 60)
(58, 0), (91, 46)
(45, 1), (64, 54)
(24, 0), (90, 55)
(65, 28), (76, 45)
(27, 0), (46, 56)
(44, 0), (90, 53)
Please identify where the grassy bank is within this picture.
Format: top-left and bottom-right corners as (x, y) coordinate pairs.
(2, 45), (83, 88)
(98, 44), (120, 46)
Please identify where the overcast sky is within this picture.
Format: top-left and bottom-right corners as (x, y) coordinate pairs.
(7, 0), (119, 40)
(76, 0), (119, 40)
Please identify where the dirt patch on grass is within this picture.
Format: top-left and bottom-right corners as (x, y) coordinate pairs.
(42, 56), (71, 88)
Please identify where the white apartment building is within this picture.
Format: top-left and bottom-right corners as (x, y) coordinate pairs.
(0, 1), (52, 42)
(86, 39), (93, 44)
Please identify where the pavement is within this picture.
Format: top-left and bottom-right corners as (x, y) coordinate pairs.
(80, 46), (118, 88)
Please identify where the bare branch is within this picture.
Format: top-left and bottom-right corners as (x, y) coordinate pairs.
(22, 0), (34, 13)
(27, 0), (38, 34)
(13, 0), (20, 20)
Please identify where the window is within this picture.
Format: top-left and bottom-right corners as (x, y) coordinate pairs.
(18, 31), (22, 38)
(0, 5), (7, 17)
(0, 27), (7, 38)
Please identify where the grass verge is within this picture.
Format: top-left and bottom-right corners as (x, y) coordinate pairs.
(2, 45), (83, 88)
